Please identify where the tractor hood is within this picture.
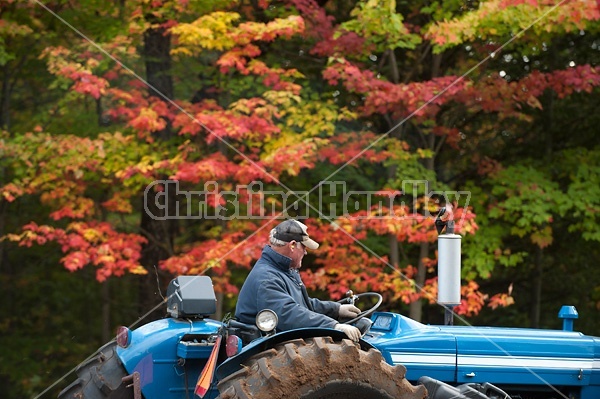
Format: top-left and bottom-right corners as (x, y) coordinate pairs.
(364, 312), (600, 388)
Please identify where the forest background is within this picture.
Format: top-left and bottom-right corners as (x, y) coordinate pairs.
(1, 0), (599, 397)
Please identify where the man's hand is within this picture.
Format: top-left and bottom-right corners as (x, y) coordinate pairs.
(339, 304), (361, 319)
(334, 323), (361, 342)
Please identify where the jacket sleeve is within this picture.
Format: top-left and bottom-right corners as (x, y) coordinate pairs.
(257, 278), (339, 331)
(308, 297), (340, 319)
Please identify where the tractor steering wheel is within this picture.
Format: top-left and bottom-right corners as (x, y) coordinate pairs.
(336, 292), (383, 325)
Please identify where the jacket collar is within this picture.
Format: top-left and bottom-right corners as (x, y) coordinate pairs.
(262, 245), (292, 271)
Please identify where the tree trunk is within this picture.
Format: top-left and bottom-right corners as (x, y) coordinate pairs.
(409, 150), (435, 321)
(0, 200), (7, 310)
(529, 88), (554, 327)
(1, 63), (11, 130)
(143, 24), (174, 111)
(388, 234), (400, 269)
(386, 126), (400, 278)
(408, 54), (442, 321)
(530, 247), (543, 328)
(138, 21), (175, 320)
(409, 241), (429, 321)
(102, 280), (111, 343)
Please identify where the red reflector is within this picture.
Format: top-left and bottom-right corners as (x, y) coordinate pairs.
(226, 335), (242, 357)
(116, 326), (131, 348)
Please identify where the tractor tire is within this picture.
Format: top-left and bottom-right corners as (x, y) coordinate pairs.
(216, 336), (428, 399)
(58, 341), (134, 399)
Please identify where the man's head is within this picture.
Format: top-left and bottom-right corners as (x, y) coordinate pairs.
(273, 219), (319, 249)
(270, 219), (319, 269)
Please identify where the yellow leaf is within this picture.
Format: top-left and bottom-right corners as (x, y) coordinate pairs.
(130, 265), (148, 275)
(83, 228), (100, 242)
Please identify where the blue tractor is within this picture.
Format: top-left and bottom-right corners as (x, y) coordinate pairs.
(58, 274), (600, 399)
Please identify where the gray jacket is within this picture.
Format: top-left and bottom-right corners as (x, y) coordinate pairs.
(235, 245), (340, 330)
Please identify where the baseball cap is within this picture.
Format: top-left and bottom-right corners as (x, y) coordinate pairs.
(274, 219), (319, 250)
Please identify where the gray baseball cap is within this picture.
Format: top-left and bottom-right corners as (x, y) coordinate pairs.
(274, 219), (319, 250)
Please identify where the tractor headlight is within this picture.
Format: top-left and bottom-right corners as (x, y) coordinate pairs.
(256, 309), (278, 332)
(116, 326), (131, 348)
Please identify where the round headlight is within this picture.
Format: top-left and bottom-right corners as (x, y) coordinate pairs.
(256, 309), (278, 332)
(116, 326), (131, 348)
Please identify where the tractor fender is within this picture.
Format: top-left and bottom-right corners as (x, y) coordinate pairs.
(216, 327), (376, 380)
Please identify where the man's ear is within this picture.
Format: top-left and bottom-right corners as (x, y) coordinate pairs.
(289, 240), (297, 249)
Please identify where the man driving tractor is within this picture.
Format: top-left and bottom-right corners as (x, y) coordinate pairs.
(234, 219), (363, 341)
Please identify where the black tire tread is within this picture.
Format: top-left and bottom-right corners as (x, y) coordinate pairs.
(58, 342), (133, 399)
(217, 336), (427, 399)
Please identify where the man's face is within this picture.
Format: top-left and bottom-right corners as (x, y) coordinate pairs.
(289, 241), (306, 269)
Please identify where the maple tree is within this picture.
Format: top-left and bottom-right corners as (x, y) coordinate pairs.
(300, 0), (600, 320)
(2, 0), (599, 317)
(1, 0), (600, 396)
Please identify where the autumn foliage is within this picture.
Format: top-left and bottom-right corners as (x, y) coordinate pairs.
(2, 0), (600, 320)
